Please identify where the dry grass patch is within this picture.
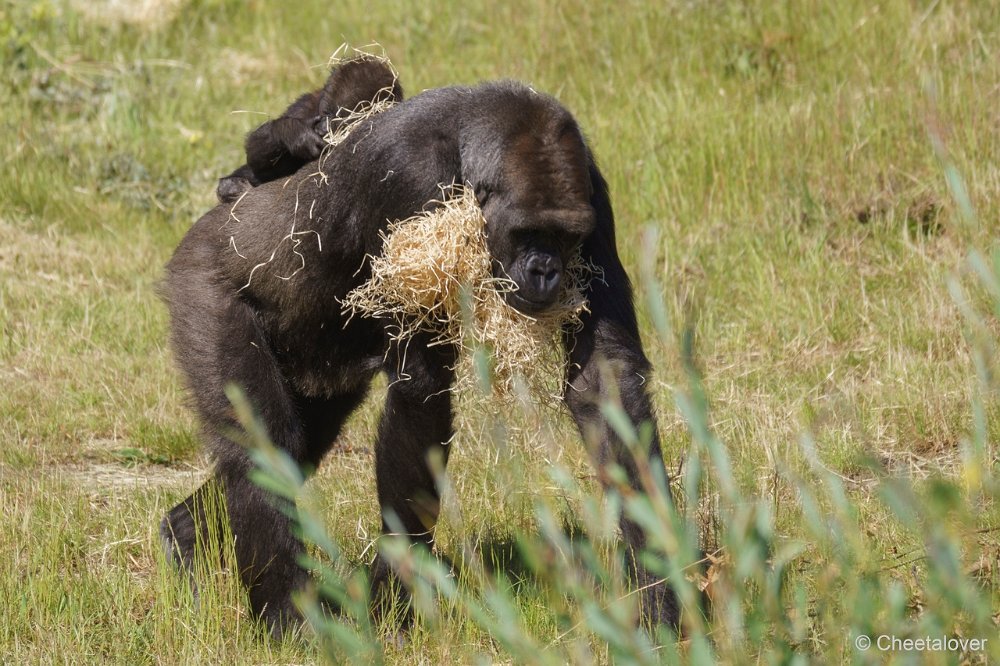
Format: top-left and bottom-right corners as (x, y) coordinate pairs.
(70, 0), (188, 29)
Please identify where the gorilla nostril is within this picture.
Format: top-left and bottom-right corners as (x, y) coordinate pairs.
(540, 269), (561, 293)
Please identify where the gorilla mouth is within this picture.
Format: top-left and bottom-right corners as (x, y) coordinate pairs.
(506, 289), (558, 315)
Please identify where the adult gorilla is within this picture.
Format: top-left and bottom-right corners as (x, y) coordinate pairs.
(161, 81), (678, 635)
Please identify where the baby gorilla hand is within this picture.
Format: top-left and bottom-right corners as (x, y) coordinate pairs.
(286, 118), (327, 160)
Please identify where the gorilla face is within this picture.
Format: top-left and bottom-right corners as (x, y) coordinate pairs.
(480, 200), (594, 313)
(475, 121), (596, 315)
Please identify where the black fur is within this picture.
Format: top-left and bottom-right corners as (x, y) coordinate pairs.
(162, 81), (678, 636)
(216, 56), (403, 203)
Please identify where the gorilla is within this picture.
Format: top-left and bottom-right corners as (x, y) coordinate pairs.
(216, 55), (402, 203)
(161, 80), (678, 636)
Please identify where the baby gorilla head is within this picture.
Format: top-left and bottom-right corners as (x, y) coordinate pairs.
(467, 109), (596, 314)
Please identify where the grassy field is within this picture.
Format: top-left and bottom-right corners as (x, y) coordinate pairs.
(2, 0), (999, 662)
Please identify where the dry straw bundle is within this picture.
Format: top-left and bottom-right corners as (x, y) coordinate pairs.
(342, 185), (597, 402)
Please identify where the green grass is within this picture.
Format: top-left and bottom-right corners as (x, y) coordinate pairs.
(1, 0), (999, 662)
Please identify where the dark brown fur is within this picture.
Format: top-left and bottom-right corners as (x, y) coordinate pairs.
(162, 81), (677, 636)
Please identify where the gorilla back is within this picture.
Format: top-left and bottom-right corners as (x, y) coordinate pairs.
(161, 81), (678, 636)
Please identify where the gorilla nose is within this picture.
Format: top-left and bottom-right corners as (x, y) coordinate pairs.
(524, 253), (563, 303)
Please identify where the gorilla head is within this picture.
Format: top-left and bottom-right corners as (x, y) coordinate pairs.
(460, 102), (597, 313)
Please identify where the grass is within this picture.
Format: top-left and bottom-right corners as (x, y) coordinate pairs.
(1, 0), (998, 662)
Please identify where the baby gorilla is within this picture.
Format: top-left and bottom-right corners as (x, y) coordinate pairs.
(216, 55), (403, 203)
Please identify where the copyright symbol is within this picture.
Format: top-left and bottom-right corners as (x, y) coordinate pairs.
(856, 634), (871, 651)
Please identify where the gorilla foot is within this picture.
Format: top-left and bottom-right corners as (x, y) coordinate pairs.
(216, 175), (253, 204)
(160, 491), (207, 571)
(368, 553), (415, 631)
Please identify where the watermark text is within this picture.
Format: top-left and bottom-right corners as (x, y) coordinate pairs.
(855, 633), (987, 653)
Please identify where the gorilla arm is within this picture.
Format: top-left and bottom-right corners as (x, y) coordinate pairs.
(562, 160), (680, 628)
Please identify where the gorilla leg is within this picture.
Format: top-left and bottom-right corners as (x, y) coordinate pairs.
(216, 164), (257, 204)
(160, 254), (367, 635)
(162, 393), (368, 635)
(369, 338), (456, 621)
(244, 116), (327, 184)
(296, 391), (371, 471)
